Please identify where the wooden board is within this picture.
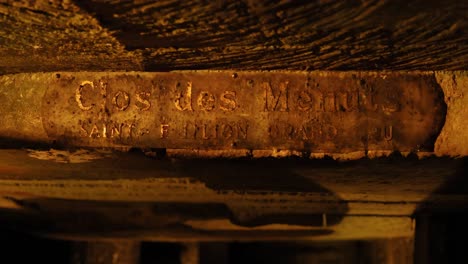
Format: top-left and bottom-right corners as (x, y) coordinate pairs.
(0, 71), (449, 154)
(0, 0), (467, 74)
(0, 149), (465, 240)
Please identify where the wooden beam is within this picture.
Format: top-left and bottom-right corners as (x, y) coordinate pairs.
(0, 1), (467, 73)
(70, 240), (140, 264)
(0, 71), (467, 157)
(3, 149), (464, 240)
(358, 238), (414, 264)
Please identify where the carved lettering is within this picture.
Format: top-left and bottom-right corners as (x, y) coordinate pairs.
(263, 81), (289, 112)
(174, 82), (193, 111)
(111, 123), (123, 138)
(298, 125), (309, 140)
(382, 100), (400, 113)
(384, 125), (393, 141)
(75, 81), (94, 111)
(297, 90), (367, 112)
(221, 124), (233, 139)
(112, 91), (130, 111)
(201, 124), (209, 139)
(89, 124), (100, 138)
(367, 125), (395, 143)
(102, 124), (107, 138)
(127, 123), (136, 139)
(220, 91), (237, 111)
(183, 122), (249, 141)
(197, 91), (216, 111)
(160, 124), (169, 139)
(359, 91), (378, 111)
(237, 123), (248, 140)
(50, 73), (436, 153)
(183, 123), (188, 139)
(336, 91), (358, 112)
(79, 123), (88, 137)
(269, 123), (340, 142)
(79, 122), (136, 140)
(297, 90), (323, 112)
(296, 89), (400, 113)
(136, 91), (151, 111)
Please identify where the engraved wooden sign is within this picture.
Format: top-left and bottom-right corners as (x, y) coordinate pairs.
(1, 72), (446, 153)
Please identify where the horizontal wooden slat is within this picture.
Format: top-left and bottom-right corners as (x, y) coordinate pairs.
(0, 71), (467, 156)
(0, 1), (467, 73)
(0, 149), (464, 239)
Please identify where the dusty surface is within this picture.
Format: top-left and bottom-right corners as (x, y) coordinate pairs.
(0, 0), (467, 73)
(0, 70), (462, 158)
(435, 72), (468, 156)
(0, 0), (142, 74)
(0, 0), (466, 157)
(0, 148), (465, 240)
(0, 1), (467, 242)
(41, 71), (443, 153)
(3, 149), (467, 240)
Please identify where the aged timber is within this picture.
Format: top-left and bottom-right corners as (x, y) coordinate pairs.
(1, 0), (467, 74)
(0, 71), (448, 154)
(0, 148), (466, 241)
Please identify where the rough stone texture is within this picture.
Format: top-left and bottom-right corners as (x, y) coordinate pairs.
(435, 72), (468, 156)
(0, 0), (142, 74)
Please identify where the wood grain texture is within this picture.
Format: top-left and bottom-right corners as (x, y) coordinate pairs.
(71, 241), (141, 264)
(0, 149), (464, 240)
(0, 71), (451, 156)
(0, 0), (466, 243)
(358, 238), (414, 264)
(0, 0), (467, 73)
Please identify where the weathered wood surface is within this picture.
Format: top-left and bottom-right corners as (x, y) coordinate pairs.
(0, 149), (465, 240)
(0, 0), (467, 74)
(358, 238), (414, 264)
(71, 240), (141, 264)
(1, 71), (467, 157)
(0, 71), (457, 156)
(0, 0), (466, 244)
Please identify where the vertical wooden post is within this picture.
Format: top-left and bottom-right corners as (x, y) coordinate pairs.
(358, 237), (414, 264)
(180, 243), (200, 264)
(71, 240), (140, 264)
